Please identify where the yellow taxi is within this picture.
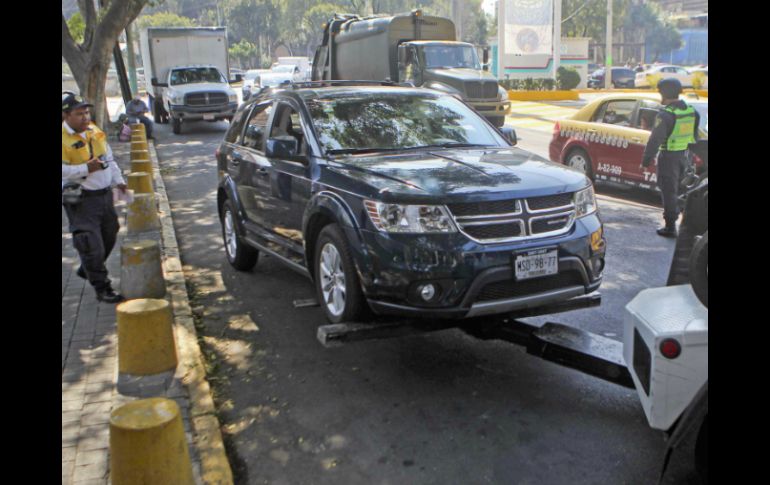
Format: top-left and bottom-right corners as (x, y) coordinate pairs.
(549, 93), (707, 191)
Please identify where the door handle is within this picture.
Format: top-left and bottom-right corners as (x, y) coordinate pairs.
(256, 166), (269, 176)
(230, 150), (244, 166)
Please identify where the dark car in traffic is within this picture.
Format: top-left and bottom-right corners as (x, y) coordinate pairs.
(216, 82), (606, 323)
(588, 67), (636, 88)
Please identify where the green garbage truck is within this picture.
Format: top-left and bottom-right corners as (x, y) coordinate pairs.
(311, 10), (511, 127)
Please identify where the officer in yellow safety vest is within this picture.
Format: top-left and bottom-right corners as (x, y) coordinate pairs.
(62, 93), (127, 303)
(641, 78), (700, 237)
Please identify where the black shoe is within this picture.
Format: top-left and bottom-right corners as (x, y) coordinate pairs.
(76, 266), (87, 279)
(96, 288), (125, 303)
(656, 225), (678, 238)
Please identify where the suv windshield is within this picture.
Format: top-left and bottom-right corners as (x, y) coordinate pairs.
(272, 65), (296, 73)
(306, 92), (505, 153)
(170, 67), (226, 85)
(420, 45), (481, 70)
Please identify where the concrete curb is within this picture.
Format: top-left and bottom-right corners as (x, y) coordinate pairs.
(575, 88), (708, 97)
(147, 141), (234, 485)
(507, 90), (579, 101)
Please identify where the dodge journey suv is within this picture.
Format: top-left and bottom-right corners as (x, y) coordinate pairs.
(216, 82), (606, 323)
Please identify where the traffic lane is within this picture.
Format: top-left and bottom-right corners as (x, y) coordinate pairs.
(154, 123), (699, 484)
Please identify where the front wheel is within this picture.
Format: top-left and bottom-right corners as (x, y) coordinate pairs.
(689, 231), (708, 307)
(566, 148), (594, 181)
(172, 117), (182, 135)
(314, 224), (368, 323)
(221, 200), (258, 271)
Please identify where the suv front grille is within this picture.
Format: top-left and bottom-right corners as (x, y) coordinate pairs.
(476, 271), (585, 302)
(185, 92), (229, 106)
(447, 194), (576, 243)
(465, 81), (498, 99)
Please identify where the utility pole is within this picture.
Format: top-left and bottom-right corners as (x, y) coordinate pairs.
(498, 0), (505, 80)
(604, 0), (612, 89)
(553, 0), (562, 86)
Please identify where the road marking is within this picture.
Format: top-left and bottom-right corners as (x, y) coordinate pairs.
(506, 101), (579, 133)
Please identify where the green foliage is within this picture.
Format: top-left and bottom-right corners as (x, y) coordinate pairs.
(135, 12), (197, 30)
(500, 78), (560, 91)
(556, 66), (580, 90)
(647, 22), (683, 61)
(67, 12), (86, 44)
(229, 40), (258, 68)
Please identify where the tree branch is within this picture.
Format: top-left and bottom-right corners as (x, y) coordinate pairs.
(62, 14), (86, 75)
(91, 0), (147, 63)
(77, 0), (97, 51)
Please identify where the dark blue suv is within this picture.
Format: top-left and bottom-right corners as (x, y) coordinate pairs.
(216, 82), (606, 323)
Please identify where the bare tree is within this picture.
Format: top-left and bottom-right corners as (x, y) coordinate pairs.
(62, 0), (150, 128)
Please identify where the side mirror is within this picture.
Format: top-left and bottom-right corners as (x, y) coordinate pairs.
(231, 74), (243, 83)
(266, 136), (306, 163)
(482, 47), (490, 71)
(151, 77), (168, 87)
(500, 125), (517, 146)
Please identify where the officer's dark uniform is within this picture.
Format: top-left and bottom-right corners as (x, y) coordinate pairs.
(642, 79), (700, 237)
(62, 93), (125, 303)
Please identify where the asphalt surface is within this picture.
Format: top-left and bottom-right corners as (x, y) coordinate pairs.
(153, 117), (701, 485)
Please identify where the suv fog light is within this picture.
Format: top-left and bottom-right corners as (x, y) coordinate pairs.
(420, 284), (436, 301)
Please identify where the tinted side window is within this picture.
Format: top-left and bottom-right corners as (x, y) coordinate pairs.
(242, 102), (273, 151)
(224, 107), (250, 143)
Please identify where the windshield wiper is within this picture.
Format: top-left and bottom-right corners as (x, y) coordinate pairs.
(406, 143), (495, 150)
(327, 147), (410, 155)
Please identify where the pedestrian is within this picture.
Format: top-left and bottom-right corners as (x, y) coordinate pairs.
(125, 93), (154, 139)
(640, 78), (700, 238)
(62, 92), (127, 303)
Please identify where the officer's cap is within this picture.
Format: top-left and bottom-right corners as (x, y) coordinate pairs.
(62, 92), (93, 112)
(657, 78), (683, 99)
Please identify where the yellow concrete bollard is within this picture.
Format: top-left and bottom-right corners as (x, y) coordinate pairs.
(127, 172), (154, 195)
(131, 134), (147, 144)
(110, 398), (194, 485)
(130, 149), (150, 162)
(131, 140), (149, 152)
(127, 193), (160, 233)
(130, 159), (153, 174)
(116, 299), (177, 375)
(121, 240), (166, 300)
(130, 122), (146, 136)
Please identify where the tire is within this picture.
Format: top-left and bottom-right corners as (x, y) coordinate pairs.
(153, 98), (162, 124)
(314, 224), (368, 323)
(221, 200), (258, 271)
(689, 231), (708, 307)
(172, 117), (182, 135)
(695, 416), (708, 485)
(566, 148), (594, 181)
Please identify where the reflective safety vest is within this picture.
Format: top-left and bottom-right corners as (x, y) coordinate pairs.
(62, 123), (107, 166)
(664, 104), (696, 151)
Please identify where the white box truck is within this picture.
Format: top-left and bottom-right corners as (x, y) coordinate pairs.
(139, 27), (242, 134)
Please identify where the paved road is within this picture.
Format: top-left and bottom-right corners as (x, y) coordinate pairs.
(153, 118), (700, 485)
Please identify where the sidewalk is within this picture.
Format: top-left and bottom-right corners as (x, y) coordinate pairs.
(61, 138), (208, 484)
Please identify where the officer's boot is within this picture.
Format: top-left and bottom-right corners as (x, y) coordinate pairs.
(656, 220), (678, 238)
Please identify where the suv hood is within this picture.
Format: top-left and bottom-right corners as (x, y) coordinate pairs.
(325, 148), (589, 203)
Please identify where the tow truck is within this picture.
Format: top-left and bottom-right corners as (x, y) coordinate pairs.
(306, 154), (708, 483)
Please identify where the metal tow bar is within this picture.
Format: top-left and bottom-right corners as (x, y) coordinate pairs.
(315, 292), (634, 389)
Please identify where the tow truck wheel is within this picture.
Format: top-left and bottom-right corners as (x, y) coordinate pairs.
(314, 224), (367, 324)
(695, 416), (708, 484)
(689, 231), (708, 307)
(153, 99), (163, 124)
(566, 148), (594, 181)
(172, 117), (182, 135)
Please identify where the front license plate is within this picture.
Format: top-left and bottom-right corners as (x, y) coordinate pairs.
(514, 249), (558, 280)
(203, 114), (215, 120)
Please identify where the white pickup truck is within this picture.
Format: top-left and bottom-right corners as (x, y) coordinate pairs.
(140, 27), (241, 135)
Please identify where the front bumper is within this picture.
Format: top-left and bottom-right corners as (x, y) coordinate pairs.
(468, 99), (511, 119)
(349, 214), (605, 319)
(169, 102), (238, 121)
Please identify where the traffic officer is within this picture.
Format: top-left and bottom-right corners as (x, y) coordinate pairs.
(641, 78), (700, 237)
(62, 93), (127, 303)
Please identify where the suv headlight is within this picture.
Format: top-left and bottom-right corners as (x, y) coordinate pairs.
(229, 93), (238, 103)
(365, 200), (457, 233)
(574, 186), (597, 217)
